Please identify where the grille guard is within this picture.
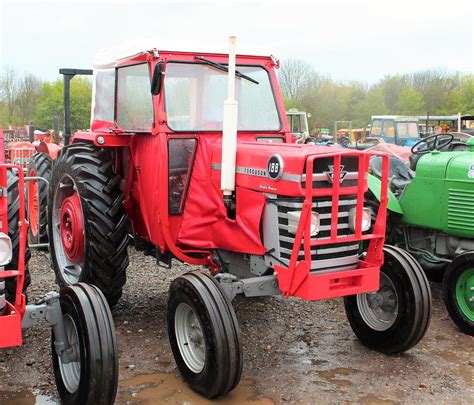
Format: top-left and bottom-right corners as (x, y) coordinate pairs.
(274, 151), (389, 300)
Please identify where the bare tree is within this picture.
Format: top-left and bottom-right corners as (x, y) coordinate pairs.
(1, 66), (17, 123)
(16, 74), (42, 123)
(278, 59), (315, 100)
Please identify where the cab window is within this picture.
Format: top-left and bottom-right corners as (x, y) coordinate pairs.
(383, 120), (395, 138)
(371, 119), (383, 136)
(116, 63), (154, 131)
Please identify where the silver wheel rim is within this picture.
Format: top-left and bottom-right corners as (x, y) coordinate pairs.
(52, 174), (84, 284)
(58, 314), (81, 393)
(357, 272), (399, 331)
(175, 302), (206, 373)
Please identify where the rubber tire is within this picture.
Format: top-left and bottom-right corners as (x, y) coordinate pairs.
(442, 252), (474, 336)
(344, 245), (431, 354)
(5, 170), (31, 304)
(167, 271), (242, 399)
(52, 283), (118, 405)
(26, 152), (52, 247)
(48, 143), (128, 306)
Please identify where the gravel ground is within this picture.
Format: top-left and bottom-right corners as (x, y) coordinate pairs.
(0, 248), (473, 404)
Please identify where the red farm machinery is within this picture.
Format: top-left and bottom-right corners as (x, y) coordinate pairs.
(0, 128), (119, 404)
(28, 37), (432, 399)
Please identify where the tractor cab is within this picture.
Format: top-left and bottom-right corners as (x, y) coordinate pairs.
(370, 115), (420, 146)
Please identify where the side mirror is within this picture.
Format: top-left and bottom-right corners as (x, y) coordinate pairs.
(151, 61), (165, 95)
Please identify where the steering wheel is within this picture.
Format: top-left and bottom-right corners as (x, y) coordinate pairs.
(411, 133), (454, 155)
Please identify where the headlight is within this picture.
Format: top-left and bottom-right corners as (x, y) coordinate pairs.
(0, 232), (12, 266)
(287, 211), (320, 236)
(348, 207), (372, 232)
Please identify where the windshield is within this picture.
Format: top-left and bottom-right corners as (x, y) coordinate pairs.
(164, 62), (281, 131)
(396, 121), (419, 139)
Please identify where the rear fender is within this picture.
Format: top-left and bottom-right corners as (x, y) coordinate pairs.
(36, 141), (62, 160)
(367, 173), (403, 214)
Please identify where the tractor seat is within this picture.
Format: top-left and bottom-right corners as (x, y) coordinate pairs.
(409, 154), (421, 171)
(370, 156), (414, 190)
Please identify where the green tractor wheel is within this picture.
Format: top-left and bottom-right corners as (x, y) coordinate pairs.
(443, 252), (474, 336)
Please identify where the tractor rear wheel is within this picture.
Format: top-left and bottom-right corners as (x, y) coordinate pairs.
(48, 143), (128, 306)
(344, 245), (431, 354)
(52, 283), (118, 404)
(5, 170), (31, 304)
(442, 252), (474, 336)
(167, 271), (242, 399)
(27, 152), (52, 247)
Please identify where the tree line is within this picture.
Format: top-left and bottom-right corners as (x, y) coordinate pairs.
(278, 59), (474, 130)
(1, 62), (473, 133)
(0, 66), (92, 132)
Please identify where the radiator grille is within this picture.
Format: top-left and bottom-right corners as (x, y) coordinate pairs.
(275, 195), (359, 272)
(447, 189), (474, 231)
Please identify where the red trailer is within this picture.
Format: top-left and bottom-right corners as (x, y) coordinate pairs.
(39, 38), (431, 398)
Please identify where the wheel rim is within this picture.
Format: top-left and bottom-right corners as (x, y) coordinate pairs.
(27, 168), (39, 237)
(357, 272), (399, 331)
(455, 268), (474, 321)
(174, 302), (206, 373)
(52, 174), (85, 284)
(58, 314), (81, 393)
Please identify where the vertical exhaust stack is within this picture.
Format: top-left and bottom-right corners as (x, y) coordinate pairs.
(221, 36), (238, 205)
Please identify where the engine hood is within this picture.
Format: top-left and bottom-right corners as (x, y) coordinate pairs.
(417, 149), (474, 182)
(210, 141), (369, 196)
(446, 153), (474, 182)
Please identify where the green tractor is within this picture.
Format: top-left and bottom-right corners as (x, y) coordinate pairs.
(367, 134), (474, 335)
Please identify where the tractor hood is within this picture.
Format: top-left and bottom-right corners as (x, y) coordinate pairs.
(416, 149), (474, 182)
(210, 140), (368, 196)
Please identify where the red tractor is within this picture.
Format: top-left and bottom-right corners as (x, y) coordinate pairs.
(38, 38), (431, 398)
(0, 130), (118, 404)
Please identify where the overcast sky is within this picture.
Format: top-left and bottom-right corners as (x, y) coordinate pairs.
(1, 0), (473, 84)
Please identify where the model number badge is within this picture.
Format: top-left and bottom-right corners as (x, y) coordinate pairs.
(267, 155), (284, 181)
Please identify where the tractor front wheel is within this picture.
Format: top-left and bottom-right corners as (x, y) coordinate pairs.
(443, 252), (474, 336)
(48, 143), (128, 306)
(52, 283), (118, 404)
(167, 271), (242, 399)
(344, 245), (431, 354)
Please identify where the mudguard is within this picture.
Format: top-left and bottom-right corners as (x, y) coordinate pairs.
(367, 173), (403, 214)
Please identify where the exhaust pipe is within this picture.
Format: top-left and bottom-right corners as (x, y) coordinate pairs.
(221, 36), (238, 201)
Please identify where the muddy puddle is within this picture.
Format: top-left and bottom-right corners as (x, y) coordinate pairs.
(316, 367), (355, 387)
(0, 390), (57, 405)
(119, 373), (274, 404)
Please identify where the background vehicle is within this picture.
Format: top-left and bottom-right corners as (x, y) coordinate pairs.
(0, 130), (118, 404)
(286, 108), (312, 142)
(370, 115), (420, 146)
(418, 114), (474, 137)
(45, 38), (431, 398)
(367, 134), (474, 335)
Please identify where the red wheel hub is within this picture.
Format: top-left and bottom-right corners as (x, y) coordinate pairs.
(60, 192), (85, 263)
(27, 168), (39, 237)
